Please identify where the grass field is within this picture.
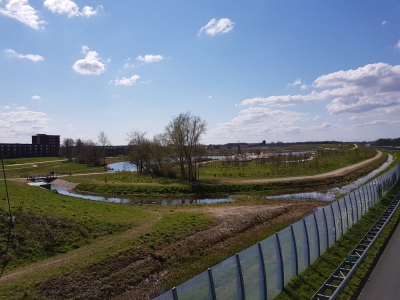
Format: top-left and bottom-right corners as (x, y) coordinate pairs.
(0, 145), (397, 299)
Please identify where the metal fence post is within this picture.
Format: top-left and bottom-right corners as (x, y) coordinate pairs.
(302, 219), (310, 266)
(276, 233), (284, 291)
(207, 268), (216, 300)
(257, 242), (267, 300)
(313, 214), (320, 257)
(337, 201), (343, 238)
(290, 225), (298, 276)
(172, 287), (178, 300)
(235, 253), (246, 300)
(322, 207), (329, 249)
(329, 204), (337, 242)
(343, 196), (350, 231)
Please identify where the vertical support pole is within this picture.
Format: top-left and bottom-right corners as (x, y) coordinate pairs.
(172, 287), (178, 300)
(313, 214), (320, 257)
(207, 268), (216, 300)
(358, 189), (364, 218)
(257, 242), (267, 300)
(330, 204), (337, 242)
(290, 225), (298, 276)
(276, 233), (284, 291)
(302, 219), (310, 266)
(235, 253), (246, 300)
(337, 202), (343, 238)
(322, 207), (329, 249)
(343, 196), (349, 231)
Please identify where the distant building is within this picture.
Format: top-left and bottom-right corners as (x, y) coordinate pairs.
(0, 134), (60, 158)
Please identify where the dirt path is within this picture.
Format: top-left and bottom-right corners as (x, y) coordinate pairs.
(219, 150), (382, 184)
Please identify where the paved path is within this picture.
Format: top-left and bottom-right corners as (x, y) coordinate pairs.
(357, 220), (400, 299)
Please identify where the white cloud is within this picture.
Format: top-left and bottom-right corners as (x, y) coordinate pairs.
(44, 0), (103, 18)
(3, 106), (10, 109)
(72, 46), (106, 75)
(313, 115), (321, 121)
(198, 18), (234, 36)
(300, 84), (308, 91)
(395, 40), (400, 50)
(4, 49), (43, 62)
(17, 106), (27, 110)
(287, 78), (302, 87)
(0, 0), (46, 30)
(241, 63), (400, 116)
(110, 75), (140, 86)
(208, 96), (213, 99)
(123, 62), (134, 69)
(210, 107), (307, 139)
(31, 95), (41, 100)
(136, 55), (164, 63)
(382, 20), (386, 25)
(0, 108), (51, 140)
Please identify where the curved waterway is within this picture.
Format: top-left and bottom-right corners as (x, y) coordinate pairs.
(267, 153), (393, 202)
(49, 185), (232, 205)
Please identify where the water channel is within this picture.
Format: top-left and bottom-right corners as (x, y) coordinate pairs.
(29, 153), (392, 205)
(267, 153), (393, 201)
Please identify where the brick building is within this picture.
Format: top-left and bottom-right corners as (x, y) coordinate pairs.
(0, 134), (60, 158)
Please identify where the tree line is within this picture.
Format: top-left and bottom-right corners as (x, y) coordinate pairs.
(59, 112), (207, 182)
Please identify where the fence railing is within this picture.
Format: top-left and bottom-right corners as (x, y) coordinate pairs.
(154, 161), (400, 300)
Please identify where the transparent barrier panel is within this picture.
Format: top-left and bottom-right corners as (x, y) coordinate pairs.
(304, 214), (319, 264)
(337, 198), (348, 235)
(176, 270), (211, 300)
(260, 235), (280, 299)
(211, 256), (240, 300)
(314, 209), (328, 255)
(239, 244), (264, 300)
(354, 191), (362, 222)
(344, 196), (354, 229)
(362, 185), (371, 212)
(278, 226), (296, 285)
(360, 188), (368, 216)
(291, 219), (308, 274)
(331, 201), (342, 240)
(324, 206), (335, 247)
(153, 290), (174, 300)
(349, 192), (358, 223)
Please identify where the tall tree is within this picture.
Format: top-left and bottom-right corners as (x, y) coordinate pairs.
(98, 131), (111, 166)
(163, 112), (207, 182)
(60, 138), (75, 162)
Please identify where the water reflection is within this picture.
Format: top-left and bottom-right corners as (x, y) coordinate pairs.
(50, 185), (232, 205)
(107, 161), (137, 172)
(267, 154), (393, 202)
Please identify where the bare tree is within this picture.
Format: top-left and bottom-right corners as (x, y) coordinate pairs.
(127, 130), (150, 173)
(60, 138), (75, 162)
(163, 112), (207, 182)
(98, 131), (111, 166)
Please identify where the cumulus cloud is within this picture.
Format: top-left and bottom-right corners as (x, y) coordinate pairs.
(4, 49), (44, 62)
(354, 119), (400, 128)
(0, 108), (51, 140)
(0, 0), (46, 29)
(110, 75), (140, 86)
(72, 46), (106, 75)
(136, 55), (164, 63)
(31, 95), (41, 100)
(198, 18), (234, 36)
(241, 63), (400, 116)
(44, 0), (103, 18)
(210, 107), (307, 139)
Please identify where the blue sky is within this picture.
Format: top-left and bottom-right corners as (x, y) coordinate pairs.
(1, 0), (400, 146)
